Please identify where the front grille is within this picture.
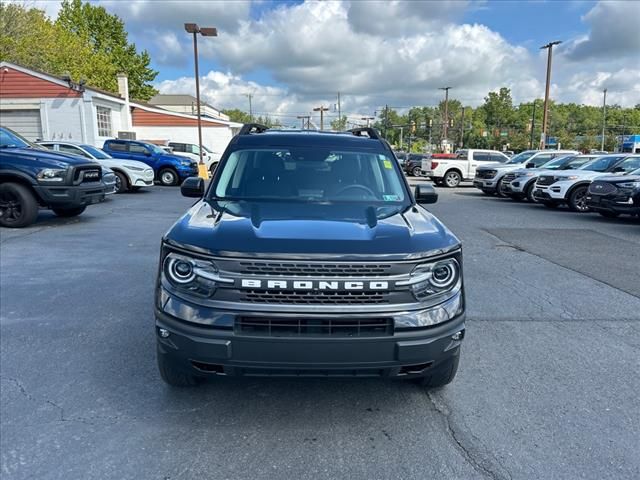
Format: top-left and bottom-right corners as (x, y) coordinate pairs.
(476, 170), (496, 179)
(588, 181), (617, 195)
(74, 167), (102, 183)
(238, 262), (393, 277)
(236, 316), (394, 337)
(502, 173), (517, 183)
(537, 175), (556, 186)
(241, 289), (388, 304)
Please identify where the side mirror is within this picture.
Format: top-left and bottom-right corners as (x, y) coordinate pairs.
(144, 151), (152, 157)
(612, 166), (625, 173)
(415, 184), (438, 204)
(525, 162), (535, 168)
(181, 177), (204, 198)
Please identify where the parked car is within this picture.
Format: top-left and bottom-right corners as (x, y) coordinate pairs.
(154, 125), (465, 388)
(474, 149), (578, 196)
(502, 154), (598, 202)
(38, 141), (155, 194)
(393, 151), (408, 167)
(169, 142), (222, 174)
(102, 166), (117, 195)
(102, 139), (198, 186)
(586, 167), (640, 218)
(0, 126), (106, 228)
(533, 154), (640, 212)
(431, 149), (510, 188)
(404, 153), (430, 177)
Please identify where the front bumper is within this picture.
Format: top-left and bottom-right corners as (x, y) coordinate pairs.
(129, 170), (155, 187)
(176, 165), (199, 179)
(473, 178), (497, 191)
(34, 182), (106, 207)
(586, 193), (640, 215)
(155, 293), (465, 378)
(533, 182), (571, 202)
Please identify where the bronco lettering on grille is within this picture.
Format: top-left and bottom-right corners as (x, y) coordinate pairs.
(240, 279), (389, 290)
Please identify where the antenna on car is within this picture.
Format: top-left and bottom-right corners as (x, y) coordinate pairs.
(239, 123), (269, 135)
(349, 127), (380, 140)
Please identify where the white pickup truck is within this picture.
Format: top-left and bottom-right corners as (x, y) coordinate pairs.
(426, 149), (510, 187)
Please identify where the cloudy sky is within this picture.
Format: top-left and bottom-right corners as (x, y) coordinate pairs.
(33, 0), (640, 125)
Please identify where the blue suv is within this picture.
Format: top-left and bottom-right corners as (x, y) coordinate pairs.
(102, 139), (198, 186)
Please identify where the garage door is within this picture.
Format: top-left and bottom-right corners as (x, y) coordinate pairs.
(1, 109), (43, 140)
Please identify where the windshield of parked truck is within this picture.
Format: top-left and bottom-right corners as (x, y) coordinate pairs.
(213, 147), (408, 211)
(506, 150), (536, 164)
(579, 155), (627, 172)
(0, 128), (32, 149)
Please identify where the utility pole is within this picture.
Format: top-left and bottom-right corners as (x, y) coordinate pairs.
(313, 106), (329, 130)
(529, 101), (537, 149)
(297, 115), (310, 130)
(246, 93), (253, 122)
(439, 87), (452, 143)
(399, 126), (404, 150)
(601, 88), (607, 151)
(383, 104), (389, 138)
(337, 92), (341, 128)
(459, 107), (465, 148)
(184, 23), (217, 179)
(540, 40), (562, 149)
(361, 116), (374, 127)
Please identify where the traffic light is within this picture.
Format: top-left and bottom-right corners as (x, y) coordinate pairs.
(411, 121), (416, 133)
(449, 119), (454, 127)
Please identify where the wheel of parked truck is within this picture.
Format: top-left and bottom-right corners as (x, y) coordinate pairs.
(209, 163), (218, 176)
(412, 166), (421, 177)
(412, 352), (460, 389)
(52, 206), (86, 217)
(443, 170), (461, 188)
(114, 171), (129, 194)
(568, 186), (590, 213)
(496, 178), (508, 198)
(525, 182), (537, 203)
(159, 168), (179, 187)
(157, 348), (200, 387)
(598, 211), (620, 218)
(0, 182), (39, 228)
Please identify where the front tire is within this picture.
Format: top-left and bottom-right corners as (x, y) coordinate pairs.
(157, 349), (200, 387)
(0, 182), (39, 228)
(412, 352), (460, 389)
(52, 206), (86, 217)
(568, 186), (590, 212)
(209, 163), (218, 176)
(443, 170), (461, 188)
(496, 178), (508, 198)
(159, 168), (179, 187)
(412, 166), (421, 177)
(114, 171), (129, 193)
(525, 182), (537, 203)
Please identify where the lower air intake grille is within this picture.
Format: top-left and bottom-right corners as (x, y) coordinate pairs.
(588, 181), (617, 195)
(236, 317), (394, 337)
(241, 289), (388, 304)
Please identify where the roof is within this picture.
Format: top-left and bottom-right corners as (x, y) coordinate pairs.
(233, 130), (387, 149)
(149, 94), (215, 108)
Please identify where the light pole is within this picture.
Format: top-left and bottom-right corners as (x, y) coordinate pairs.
(601, 88), (607, 151)
(439, 86), (452, 144)
(185, 23), (217, 179)
(529, 101), (537, 149)
(539, 40), (561, 149)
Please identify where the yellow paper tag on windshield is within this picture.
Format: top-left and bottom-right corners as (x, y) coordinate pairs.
(383, 160), (393, 169)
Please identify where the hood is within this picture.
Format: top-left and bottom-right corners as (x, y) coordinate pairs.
(0, 147), (100, 168)
(593, 172), (640, 183)
(165, 200), (461, 259)
(553, 169), (610, 180)
(477, 163), (519, 171)
(161, 153), (195, 164)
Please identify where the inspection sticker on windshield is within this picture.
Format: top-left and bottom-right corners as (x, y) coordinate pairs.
(383, 194), (400, 201)
(383, 160), (393, 169)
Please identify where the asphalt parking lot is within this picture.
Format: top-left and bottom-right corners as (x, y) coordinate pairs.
(1, 183), (639, 480)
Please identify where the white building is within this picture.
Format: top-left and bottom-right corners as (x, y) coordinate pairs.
(0, 61), (241, 155)
(148, 94), (230, 121)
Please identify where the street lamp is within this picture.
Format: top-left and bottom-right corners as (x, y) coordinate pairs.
(539, 40), (562, 149)
(185, 23), (217, 179)
(601, 88), (607, 152)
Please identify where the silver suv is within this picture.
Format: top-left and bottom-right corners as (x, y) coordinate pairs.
(474, 150), (578, 197)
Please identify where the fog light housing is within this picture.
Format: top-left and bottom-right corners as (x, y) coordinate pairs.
(159, 328), (170, 338)
(451, 330), (464, 341)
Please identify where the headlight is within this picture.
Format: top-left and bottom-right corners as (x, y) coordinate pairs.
(123, 164), (145, 171)
(399, 257), (461, 302)
(36, 168), (67, 182)
(180, 160), (191, 166)
(162, 251), (231, 297)
(619, 181), (640, 188)
(565, 175), (579, 180)
(523, 172), (536, 177)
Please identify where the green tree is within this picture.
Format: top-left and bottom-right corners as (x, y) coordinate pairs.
(222, 109), (252, 124)
(330, 115), (348, 131)
(56, 0), (158, 100)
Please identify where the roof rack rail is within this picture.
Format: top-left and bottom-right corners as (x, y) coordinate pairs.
(238, 123), (269, 135)
(349, 127), (380, 140)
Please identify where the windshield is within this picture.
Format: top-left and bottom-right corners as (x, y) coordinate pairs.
(579, 156), (627, 172)
(145, 143), (165, 155)
(212, 147), (408, 213)
(81, 145), (111, 159)
(506, 150), (536, 164)
(617, 157), (640, 173)
(0, 128), (32, 149)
